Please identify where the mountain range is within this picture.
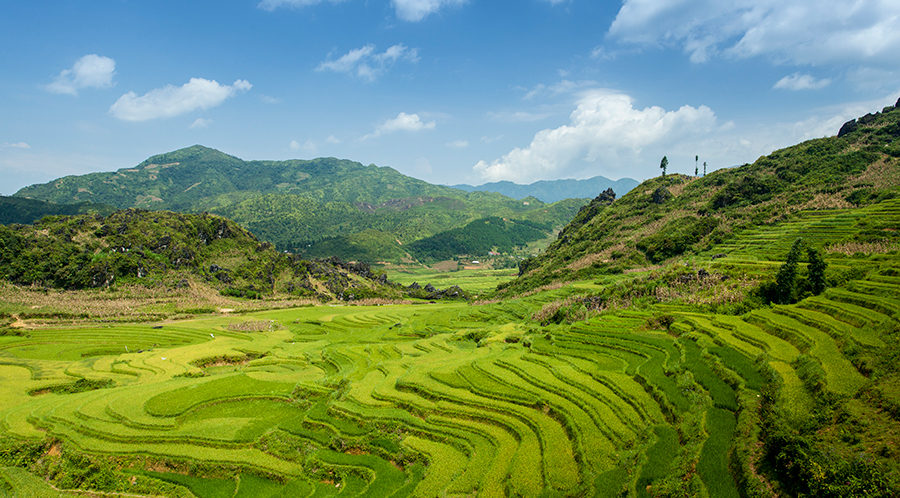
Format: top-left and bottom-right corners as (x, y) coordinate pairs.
(450, 176), (639, 203)
(11, 146), (597, 263)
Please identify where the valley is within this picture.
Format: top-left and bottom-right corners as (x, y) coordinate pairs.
(0, 103), (899, 497)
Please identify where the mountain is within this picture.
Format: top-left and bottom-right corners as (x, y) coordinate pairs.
(12, 146), (589, 263)
(0, 196), (115, 225)
(0, 208), (445, 302)
(450, 175), (639, 203)
(505, 99), (900, 295)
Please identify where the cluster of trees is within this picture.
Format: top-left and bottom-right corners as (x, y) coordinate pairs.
(408, 217), (550, 261)
(759, 238), (827, 304)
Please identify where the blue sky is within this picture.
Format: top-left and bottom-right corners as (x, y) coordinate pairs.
(2, 0), (899, 195)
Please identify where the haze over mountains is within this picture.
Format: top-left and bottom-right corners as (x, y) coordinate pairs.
(450, 176), (639, 203)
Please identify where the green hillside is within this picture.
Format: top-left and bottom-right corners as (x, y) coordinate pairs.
(12, 146), (589, 262)
(13, 146), (462, 212)
(0, 196), (115, 225)
(507, 100), (900, 295)
(0, 209), (435, 303)
(407, 217), (551, 261)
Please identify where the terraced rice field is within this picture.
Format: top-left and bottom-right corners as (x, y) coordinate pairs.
(1, 200), (898, 496)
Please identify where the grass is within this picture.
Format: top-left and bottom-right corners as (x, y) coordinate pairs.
(1, 199), (900, 497)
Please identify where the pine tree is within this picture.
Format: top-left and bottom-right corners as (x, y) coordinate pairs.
(695, 155), (699, 176)
(660, 156), (668, 177)
(703, 161), (707, 176)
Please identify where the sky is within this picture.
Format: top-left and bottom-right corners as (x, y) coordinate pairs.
(2, 0), (899, 195)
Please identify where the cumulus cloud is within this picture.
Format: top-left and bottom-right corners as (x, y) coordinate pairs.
(392, 0), (467, 22)
(316, 44), (418, 82)
(774, 73), (832, 91)
(473, 89), (717, 182)
(258, 0), (346, 11)
(362, 112), (435, 140)
(608, 0), (900, 66)
(109, 78), (251, 122)
(1, 142), (31, 149)
(44, 54), (116, 96)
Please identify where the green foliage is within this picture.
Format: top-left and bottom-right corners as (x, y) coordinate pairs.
(12, 145), (585, 263)
(636, 216), (719, 263)
(660, 156), (668, 177)
(0, 196), (115, 225)
(408, 217), (550, 261)
(806, 247), (828, 295)
(774, 238), (804, 304)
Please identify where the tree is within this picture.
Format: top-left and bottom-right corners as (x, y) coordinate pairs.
(660, 156), (668, 177)
(806, 247), (827, 295)
(703, 161), (707, 176)
(774, 238), (803, 304)
(695, 155), (699, 176)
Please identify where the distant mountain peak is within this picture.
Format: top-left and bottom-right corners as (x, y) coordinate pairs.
(450, 176), (639, 203)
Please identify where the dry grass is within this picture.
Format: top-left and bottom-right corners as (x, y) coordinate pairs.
(826, 240), (900, 255)
(226, 320), (284, 332)
(0, 278), (329, 329)
(566, 242), (628, 271)
(853, 158), (900, 191)
(530, 295), (594, 324)
(654, 274), (758, 306)
(798, 193), (854, 211)
(347, 298), (417, 306)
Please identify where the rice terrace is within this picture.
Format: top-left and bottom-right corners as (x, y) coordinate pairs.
(2, 105), (900, 497)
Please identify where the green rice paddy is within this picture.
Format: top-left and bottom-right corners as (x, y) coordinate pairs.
(1, 200), (899, 497)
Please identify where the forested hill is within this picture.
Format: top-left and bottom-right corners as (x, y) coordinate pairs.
(0, 209), (426, 301)
(12, 146), (593, 262)
(0, 196), (114, 225)
(13, 145), (467, 213)
(451, 175), (639, 203)
(505, 99), (900, 295)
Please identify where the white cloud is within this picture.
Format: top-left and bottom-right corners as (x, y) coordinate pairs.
(774, 73), (832, 91)
(44, 54), (116, 96)
(1, 142), (31, 149)
(392, 0), (467, 22)
(316, 44), (418, 82)
(326, 135), (341, 144)
(523, 79), (599, 100)
(258, 0), (346, 11)
(109, 78), (251, 122)
(362, 112), (436, 140)
(447, 139), (469, 148)
(190, 118), (213, 129)
(290, 139), (317, 154)
(473, 89), (717, 182)
(259, 94), (282, 104)
(608, 0), (900, 67)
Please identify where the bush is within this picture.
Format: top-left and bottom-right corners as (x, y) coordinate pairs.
(637, 216), (720, 263)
